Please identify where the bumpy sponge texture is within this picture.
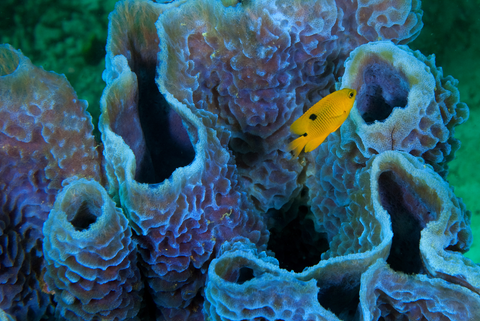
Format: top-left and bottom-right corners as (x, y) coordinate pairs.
(100, 49), (267, 318)
(309, 41), (468, 244)
(155, 0), (423, 212)
(0, 44), (101, 320)
(42, 178), (143, 321)
(360, 260), (480, 320)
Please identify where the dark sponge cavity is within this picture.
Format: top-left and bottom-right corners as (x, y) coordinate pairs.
(378, 171), (435, 274)
(317, 276), (360, 321)
(132, 57), (195, 184)
(69, 201), (98, 231)
(356, 61), (409, 124)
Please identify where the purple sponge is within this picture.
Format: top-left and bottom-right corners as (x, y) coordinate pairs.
(43, 179), (143, 321)
(360, 260), (480, 320)
(309, 42), (469, 244)
(0, 44), (101, 319)
(100, 51), (267, 319)
(154, 0), (423, 212)
(341, 41), (468, 176)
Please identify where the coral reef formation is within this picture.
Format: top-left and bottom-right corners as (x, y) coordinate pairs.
(205, 151), (479, 320)
(42, 178), (143, 320)
(100, 53), (268, 318)
(0, 44), (101, 320)
(0, 0), (478, 320)
(156, 0), (423, 213)
(360, 260), (480, 320)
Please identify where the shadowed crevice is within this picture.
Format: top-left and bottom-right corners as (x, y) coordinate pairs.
(131, 56), (195, 184)
(378, 171), (432, 274)
(267, 203), (329, 273)
(236, 267), (255, 284)
(317, 276), (360, 321)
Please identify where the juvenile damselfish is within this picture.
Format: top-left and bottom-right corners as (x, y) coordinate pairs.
(288, 88), (357, 157)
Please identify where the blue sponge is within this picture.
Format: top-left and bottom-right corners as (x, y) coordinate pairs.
(42, 178), (143, 320)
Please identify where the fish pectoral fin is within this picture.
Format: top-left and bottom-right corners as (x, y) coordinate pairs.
(329, 110), (347, 120)
(288, 135), (308, 158)
(328, 112), (347, 132)
(304, 132), (329, 153)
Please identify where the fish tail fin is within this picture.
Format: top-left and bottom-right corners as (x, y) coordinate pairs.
(304, 133), (329, 153)
(288, 136), (307, 158)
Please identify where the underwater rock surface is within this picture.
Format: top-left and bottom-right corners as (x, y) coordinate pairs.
(0, 0), (478, 320)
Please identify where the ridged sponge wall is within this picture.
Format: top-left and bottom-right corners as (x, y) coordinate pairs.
(360, 260), (480, 320)
(340, 41), (468, 176)
(3, 0), (480, 319)
(308, 41), (468, 243)
(155, 0), (423, 213)
(42, 179), (143, 321)
(204, 240), (339, 321)
(100, 50), (267, 318)
(205, 151), (479, 320)
(0, 43), (101, 320)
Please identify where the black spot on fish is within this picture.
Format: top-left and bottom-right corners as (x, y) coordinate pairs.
(303, 133), (308, 137)
(309, 114), (317, 121)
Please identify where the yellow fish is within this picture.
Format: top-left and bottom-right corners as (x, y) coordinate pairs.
(288, 88), (357, 157)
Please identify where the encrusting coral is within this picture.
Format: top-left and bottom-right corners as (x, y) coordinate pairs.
(0, 0), (478, 320)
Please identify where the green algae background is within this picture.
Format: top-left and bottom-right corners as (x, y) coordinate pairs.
(0, 0), (478, 262)
(0, 0), (117, 142)
(408, 0), (480, 263)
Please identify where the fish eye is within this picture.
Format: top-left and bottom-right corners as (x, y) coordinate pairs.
(349, 92), (354, 98)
